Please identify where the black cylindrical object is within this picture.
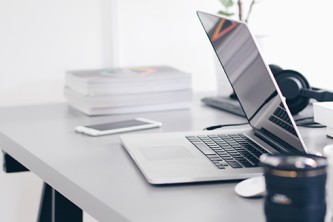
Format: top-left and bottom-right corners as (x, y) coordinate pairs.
(260, 154), (327, 222)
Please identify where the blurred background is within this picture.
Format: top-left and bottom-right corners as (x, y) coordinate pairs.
(1, 0), (333, 221)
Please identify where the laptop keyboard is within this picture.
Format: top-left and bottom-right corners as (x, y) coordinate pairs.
(269, 104), (297, 136)
(186, 134), (268, 169)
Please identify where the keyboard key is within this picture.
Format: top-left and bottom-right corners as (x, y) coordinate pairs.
(210, 157), (222, 161)
(194, 143), (216, 155)
(207, 144), (219, 148)
(222, 157), (234, 161)
(226, 161), (243, 168)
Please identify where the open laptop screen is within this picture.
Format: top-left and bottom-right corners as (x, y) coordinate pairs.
(197, 11), (306, 153)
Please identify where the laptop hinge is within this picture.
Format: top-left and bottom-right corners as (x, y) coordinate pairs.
(254, 128), (301, 154)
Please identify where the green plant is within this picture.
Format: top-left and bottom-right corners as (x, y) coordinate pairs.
(218, 0), (258, 23)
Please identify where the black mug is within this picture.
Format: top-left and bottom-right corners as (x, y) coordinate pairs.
(260, 153), (327, 222)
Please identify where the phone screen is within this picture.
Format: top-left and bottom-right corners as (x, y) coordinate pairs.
(86, 119), (151, 131)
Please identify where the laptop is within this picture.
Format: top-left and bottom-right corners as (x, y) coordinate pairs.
(120, 11), (308, 184)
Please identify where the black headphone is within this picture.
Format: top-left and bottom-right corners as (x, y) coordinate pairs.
(269, 64), (333, 115)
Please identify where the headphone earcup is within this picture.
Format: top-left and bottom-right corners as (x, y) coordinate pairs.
(269, 64), (283, 76)
(274, 70), (310, 115)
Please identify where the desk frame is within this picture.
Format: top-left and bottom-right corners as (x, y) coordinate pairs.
(3, 152), (82, 222)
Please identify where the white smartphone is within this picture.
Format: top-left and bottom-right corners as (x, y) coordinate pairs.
(75, 118), (162, 136)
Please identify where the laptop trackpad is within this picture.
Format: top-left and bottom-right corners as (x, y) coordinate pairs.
(140, 146), (193, 161)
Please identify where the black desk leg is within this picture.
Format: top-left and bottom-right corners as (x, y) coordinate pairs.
(38, 183), (83, 222)
(2, 151), (28, 173)
(1, 152), (81, 221)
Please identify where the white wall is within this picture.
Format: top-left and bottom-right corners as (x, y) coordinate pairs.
(0, 0), (105, 107)
(116, 0), (223, 92)
(117, 0), (333, 93)
(250, 0), (333, 90)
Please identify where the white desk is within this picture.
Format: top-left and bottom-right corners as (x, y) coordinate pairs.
(0, 96), (330, 222)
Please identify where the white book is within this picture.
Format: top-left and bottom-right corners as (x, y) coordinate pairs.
(66, 65), (192, 95)
(314, 102), (333, 127)
(64, 87), (193, 108)
(69, 101), (191, 116)
(313, 102), (333, 137)
(66, 79), (191, 96)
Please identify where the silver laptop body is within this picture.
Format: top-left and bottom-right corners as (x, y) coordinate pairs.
(120, 11), (308, 184)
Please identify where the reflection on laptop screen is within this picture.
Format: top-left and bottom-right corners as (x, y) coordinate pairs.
(197, 11), (306, 153)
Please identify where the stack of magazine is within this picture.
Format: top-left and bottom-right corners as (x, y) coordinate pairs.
(64, 65), (192, 115)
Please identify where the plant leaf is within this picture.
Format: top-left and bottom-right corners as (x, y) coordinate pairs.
(219, 0), (234, 8)
(218, 10), (234, 17)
